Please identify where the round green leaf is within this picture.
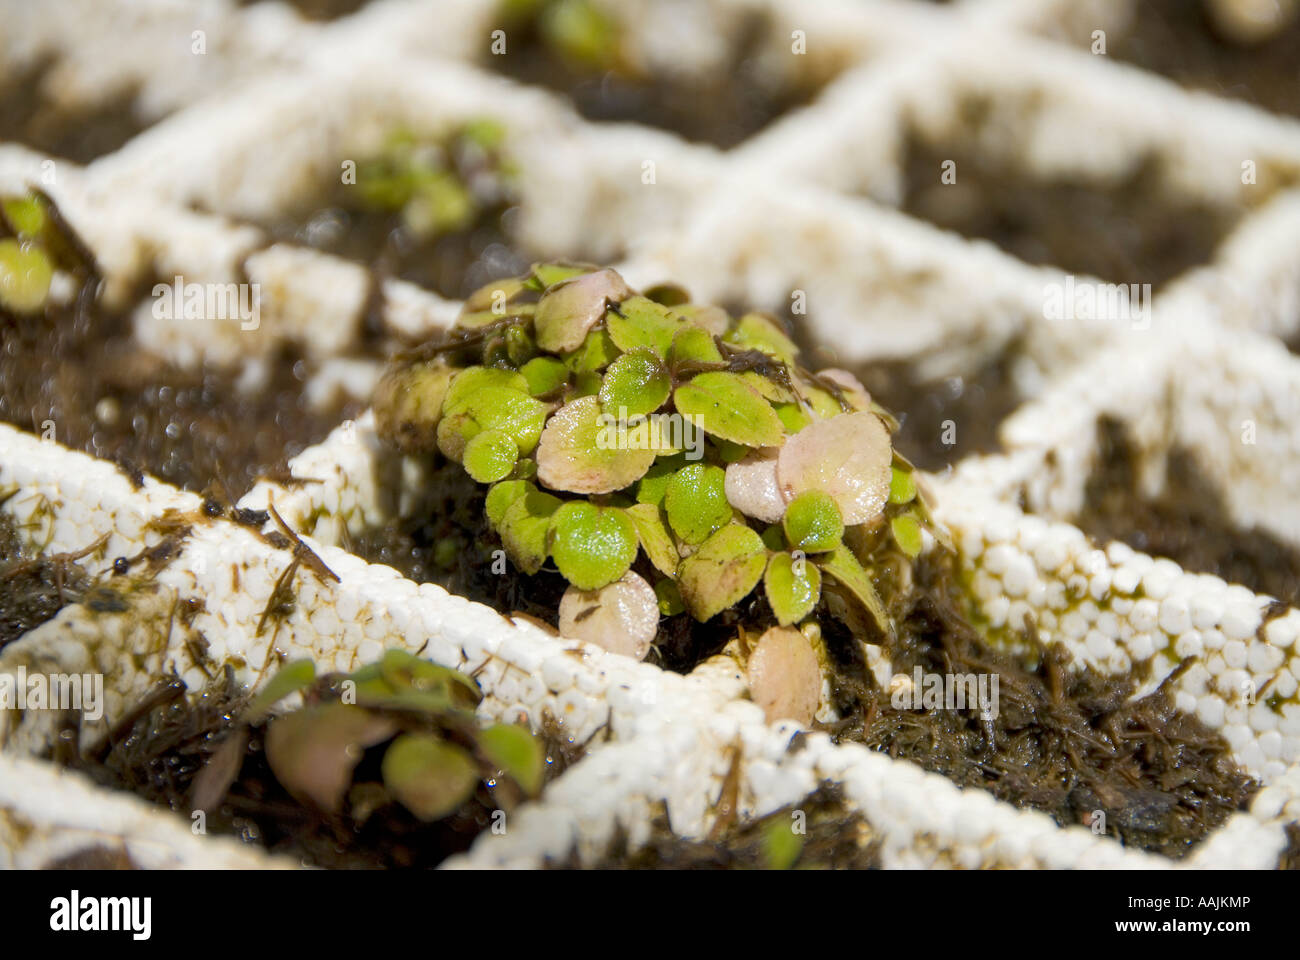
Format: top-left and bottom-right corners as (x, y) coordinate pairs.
(599, 349), (670, 416)
(891, 514), (924, 558)
(1, 195), (46, 238)
(521, 356), (568, 396)
(764, 552), (822, 626)
(623, 502), (679, 576)
(477, 723), (546, 796)
(669, 326), (724, 367)
(382, 733), (480, 822)
(564, 327), (620, 373)
(782, 490), (843, 553)
(654, 578), (685, 616)
(536, 395), (656, 494)
(549, 501), (638, 590)
(606, 295), (683, 357)
(486, 479), (531, 526)
(499, 485), (562, 574)
(463, 429), (519, 483)
(0, 238), (53, 314)
(664, 463), (731, 545)
(889, 466), (917, 504)
(677, 524), (768, 621)
(673, 371), (784, 448)
(723, 312), (798, 364)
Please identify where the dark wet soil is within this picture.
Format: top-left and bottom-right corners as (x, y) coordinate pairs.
(557, 783), (881, 869)
(0, 208), (362, 499)
(0, 511), (92, 649)
(65, 667), (583, 869)
(903, 139), (1240, 289)
(824, 553), (1257, 858)
(263, 201), (529, 303)
(1076, 417), (1300, 605)
(1108, 0), (1300, 120)
(0, 58), (152, 164)
(489, 9), (833, 149)
(790, 315), (1021, 472)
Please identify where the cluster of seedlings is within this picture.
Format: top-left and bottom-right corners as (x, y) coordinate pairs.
(372, 261), (945, 721)
(266, 121), (523, 301)
(489, 0), (835, 148)
(66, 649), (558, 869)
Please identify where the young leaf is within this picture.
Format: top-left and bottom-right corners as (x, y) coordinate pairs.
(818, 545), (890, 637)
(382, 733), (480, 822)
(477, 723), (546, 796)
(463, 428), (519, 483)
(623, 502), (679, 576)
(889, 465), (917, 505)
(782, 490), (843, 553)
(557, 570), (659, 660)
(746, 626), (821, 725)
(664, 462), (731, 544)
(521, 356), (569, 396)
(724, 448), (786, 523)
(486, 479), (532, 526)
(534, 267), (631, 352)
(669, 325), (724, 367)
(891, 514), (924, 558)
(549, 501), (639, 590)
(606, 295), (683, 357)
(599, 349), (671, 416)
(677, 524), (768, 621)
(265, 704), (397, 815)
(762, 818), (804, 870)
(499, 486), (562, 574)
(673, 371), (784, 448)
(654, 577), (685, 616)
(724, 312), (798, 364)
(776, 411), (892, 526)
(536, 395), (655, 494)
(244, 658), (317, 722)
(764, 552), (821, 626)
(0, 239), (53, 314)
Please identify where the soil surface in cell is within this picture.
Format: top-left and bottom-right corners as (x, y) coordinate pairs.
(263, 197), (530, 304)
(489, 10), (832, 149)
(1076, 417), (1300, 606)
(0, 220), (361, 500)
(556, 783), (881, 869)
(1109, 0), (1300, 120)
(64, 669), (585, 869)
(825, 553), (1257, 858)
(903, 140), (1240, 289)
(0, 511), (93, 649)
(0, 59), (152, 164)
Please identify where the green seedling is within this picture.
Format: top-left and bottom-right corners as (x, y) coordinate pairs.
(373, 263), (948, 664)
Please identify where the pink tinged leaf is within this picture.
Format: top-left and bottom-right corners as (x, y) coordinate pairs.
(746, 626), (822, 726)
(815, 368), (872, 411)
(264, 704), (398, 815)
(536, 395), (656, 494)
(557, 571), (659, 661)
(776, 411), (892, 526)
(533, 268), (632, 353)
(724, 447), (787, 523)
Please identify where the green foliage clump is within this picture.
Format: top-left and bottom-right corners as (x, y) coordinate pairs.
(354, 121), (515, 242)
(374, 263), (948, 651)
(203, 651), (546, 824)
(0, 194), (56, 315)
